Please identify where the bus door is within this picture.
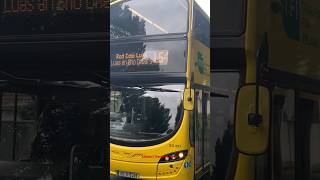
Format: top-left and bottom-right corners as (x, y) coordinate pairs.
(306, 95), (320, 180)
(194, 90), (210, 178)
(195, 90), (203, 176)
(210, 71), (239, 180)
(296, 93), (320, 180)
(271, 89), (296, 180)
(271, 89), (320, 180)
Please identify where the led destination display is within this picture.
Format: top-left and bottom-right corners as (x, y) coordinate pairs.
(112, 50), (169, 67)
(0, 0), (108, 36)
(1, 0), (107, 13)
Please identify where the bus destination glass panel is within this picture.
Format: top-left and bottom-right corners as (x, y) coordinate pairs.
(110, 41), (186, 73)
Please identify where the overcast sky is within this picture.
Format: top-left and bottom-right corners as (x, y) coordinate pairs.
(195, 0), (210, 17)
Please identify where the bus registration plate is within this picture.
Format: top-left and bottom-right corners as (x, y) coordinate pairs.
(117, 170), (140, 179)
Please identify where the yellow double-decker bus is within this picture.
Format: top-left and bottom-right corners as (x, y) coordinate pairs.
(212, 0), (320, 179)
(110, 0), (210, 179)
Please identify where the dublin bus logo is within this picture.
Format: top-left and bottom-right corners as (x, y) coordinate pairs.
(197, 51), (205, 74)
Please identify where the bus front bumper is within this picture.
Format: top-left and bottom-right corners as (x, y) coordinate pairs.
(110, 158), (193, 179)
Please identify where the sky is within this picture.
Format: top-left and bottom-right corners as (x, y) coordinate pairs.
(195, 0), (210, 17)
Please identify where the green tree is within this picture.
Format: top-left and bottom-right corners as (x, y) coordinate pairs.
(120, 89), (171, 134)
(143, 97), (171, 133)
(110, 3), (146, 38)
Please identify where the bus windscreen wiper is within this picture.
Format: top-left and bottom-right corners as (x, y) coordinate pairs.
(111, 84), (181, 92)
(137, 131), (162, 137)
(0, 71), (42, 86)
(136, 86), (181, 92)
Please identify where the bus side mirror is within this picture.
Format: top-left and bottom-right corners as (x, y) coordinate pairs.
(184, 89), (195, 111)
(235, 84), (270, 155)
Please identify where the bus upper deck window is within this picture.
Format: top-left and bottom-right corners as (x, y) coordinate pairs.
(110, 0), (188, 38)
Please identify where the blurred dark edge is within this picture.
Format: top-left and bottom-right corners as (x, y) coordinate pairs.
(0, 4), (110, 180)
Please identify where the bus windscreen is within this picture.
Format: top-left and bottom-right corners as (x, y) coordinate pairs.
(0, 0), (107, 36)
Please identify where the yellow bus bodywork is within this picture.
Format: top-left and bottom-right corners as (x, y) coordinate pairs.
(236, 0), (320, 179)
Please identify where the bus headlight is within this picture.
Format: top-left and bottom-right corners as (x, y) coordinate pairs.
(159, 150), (188, 163)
